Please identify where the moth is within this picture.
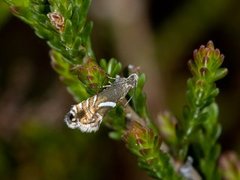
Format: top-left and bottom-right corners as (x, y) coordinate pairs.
(64, 74), (138, 133)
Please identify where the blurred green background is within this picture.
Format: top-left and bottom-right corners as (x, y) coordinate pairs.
(0, 0), (240, 179)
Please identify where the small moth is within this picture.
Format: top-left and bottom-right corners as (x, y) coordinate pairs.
(64, 74), (138, 133)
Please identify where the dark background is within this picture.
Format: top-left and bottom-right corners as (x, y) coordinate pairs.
(0, 0), (239, 179)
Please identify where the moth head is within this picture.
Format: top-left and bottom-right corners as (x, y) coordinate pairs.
(127, 73), (138, 88)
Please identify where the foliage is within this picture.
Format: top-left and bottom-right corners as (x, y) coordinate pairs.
(123, 121), (182, 180)
(178, 41), (227, 179)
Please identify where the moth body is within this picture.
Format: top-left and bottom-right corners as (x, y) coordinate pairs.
(65, 74), (138, 132)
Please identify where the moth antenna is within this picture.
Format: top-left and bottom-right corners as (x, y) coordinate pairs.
(103, 75), (119, 88)
(124, 96), (133, 107)
(107, 75), (116, 80)
(102, 84), (112, 88)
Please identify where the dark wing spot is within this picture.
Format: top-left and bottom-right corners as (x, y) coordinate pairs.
(76, 110), (85, 119)
(65, 112), (75, 123)
(69, 113), (74, 120)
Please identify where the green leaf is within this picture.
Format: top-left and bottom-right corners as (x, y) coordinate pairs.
(50, 50), (89, 101)
(212, 68), (228, 82)
(62, 19), (73, 43)
(99, 58), (122, 78)
(132, 73), (149, 120)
